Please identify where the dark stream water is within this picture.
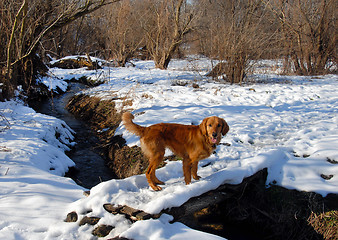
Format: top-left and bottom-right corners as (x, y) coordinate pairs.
(31, 83), (115, 189)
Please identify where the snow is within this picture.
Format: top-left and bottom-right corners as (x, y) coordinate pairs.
(0, 101), (84, 239)
(1, 56), (337, 239)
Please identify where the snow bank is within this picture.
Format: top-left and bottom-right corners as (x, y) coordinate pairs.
(0, 57), (337, 240)
(0, 101), (84, 239)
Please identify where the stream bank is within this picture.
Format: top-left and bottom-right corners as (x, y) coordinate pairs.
(64, 92), (338, 240)
(66, 93), (151, 179)
(29, 83), (116, 189)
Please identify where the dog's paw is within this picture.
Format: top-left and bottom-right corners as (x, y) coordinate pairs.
(193, 175), (201, 180)
(150, 184), (162, 191)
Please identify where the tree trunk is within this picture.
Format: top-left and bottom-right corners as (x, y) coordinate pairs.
(2, 0), (120, 100)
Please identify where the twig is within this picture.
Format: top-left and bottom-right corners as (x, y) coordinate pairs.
(0, 113), (11, 130)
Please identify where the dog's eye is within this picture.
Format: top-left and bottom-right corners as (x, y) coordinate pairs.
(208, 124), (212, 127)
(217, 124), (221, 128)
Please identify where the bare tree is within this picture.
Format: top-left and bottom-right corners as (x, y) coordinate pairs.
(1, 0), (120, 100)
(198, 0), (274, 84)
(138, 0), (195, 69)
(100, 0), (145, 66)
(263, 0), (337, 75)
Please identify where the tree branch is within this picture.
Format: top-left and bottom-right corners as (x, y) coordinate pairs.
(6, 0), (27, 75)
(11, 0), (120, 66)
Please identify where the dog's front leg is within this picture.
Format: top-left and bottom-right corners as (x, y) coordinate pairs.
(191, 161), (201, 180)
(182, 160), (192, 185)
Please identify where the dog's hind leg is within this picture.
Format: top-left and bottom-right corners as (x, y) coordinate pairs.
(149, 155), (165, 186)
(141, 134), (166, 191)
(143, 139), (165, 191)
(146, 153), (164, 191)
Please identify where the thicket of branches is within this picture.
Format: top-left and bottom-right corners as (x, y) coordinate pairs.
(1, 0), (336, 100)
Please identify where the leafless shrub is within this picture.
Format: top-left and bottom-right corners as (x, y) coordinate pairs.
(263, 0), (337, 75)
(101, 1), (145, 66)
(196, 0), (277, 84)
(137, 0), (195, 69)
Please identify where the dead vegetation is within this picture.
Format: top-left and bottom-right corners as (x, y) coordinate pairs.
(66, 93), (121, 137)
(1, 0), (336, 100)
(50, 55), (101, 70)
(108, 145), (149, 178)
(308, 211), (338, 240)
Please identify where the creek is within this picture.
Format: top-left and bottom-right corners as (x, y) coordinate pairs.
(29, 83), (326, 240)
(30, 83), (116, 189)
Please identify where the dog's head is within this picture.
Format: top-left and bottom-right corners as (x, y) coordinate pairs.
(200, 116), (229, 145)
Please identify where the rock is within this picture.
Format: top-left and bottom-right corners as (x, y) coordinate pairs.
(192, 83), (200, 88)
(103, 203), (158, 221)
(119, 205), (141, 216)
(108, 237), (130, 240)
(134, 211), (153, 221)
(79, 216), (101, 226)
(92, 224), (114, 237)
(83, 190), (90, 196)
(321, 174), (334, 180)
(64, 211), (78, 222)
(103, 204), (124, 214)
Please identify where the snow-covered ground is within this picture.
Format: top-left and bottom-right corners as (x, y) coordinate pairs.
(1, 56), (337, 239)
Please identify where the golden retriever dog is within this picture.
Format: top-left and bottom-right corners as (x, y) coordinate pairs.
(122, 112), (229, 191)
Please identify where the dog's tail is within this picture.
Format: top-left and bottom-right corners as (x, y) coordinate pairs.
(122, 112), (145, 137)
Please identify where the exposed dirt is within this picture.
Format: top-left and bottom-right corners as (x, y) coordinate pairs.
(109, 145), (149, 178)
(66, 93), (148, 179)
(66, 93), (172, 179)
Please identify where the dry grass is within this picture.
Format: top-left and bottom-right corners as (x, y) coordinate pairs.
(308, 211), (338, 240)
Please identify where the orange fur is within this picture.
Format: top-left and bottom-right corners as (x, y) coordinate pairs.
(122, 112), (229, 191)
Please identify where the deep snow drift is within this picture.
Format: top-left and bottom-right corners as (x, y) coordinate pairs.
(0, 56), (337, 239)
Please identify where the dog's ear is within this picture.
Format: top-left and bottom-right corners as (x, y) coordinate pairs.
(200, 117), (209, 136)
(221, 118), (229, 136)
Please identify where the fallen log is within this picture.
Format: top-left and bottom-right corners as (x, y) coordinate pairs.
(163, 168), (268, 225)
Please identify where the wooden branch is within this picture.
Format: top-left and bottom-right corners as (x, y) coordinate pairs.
(18, 1), (28, 59)
(52, 0), (120, 30)
(11, 12), (65, 67)
(10, 0), (120, 66)
(6, 0), (27, 75)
